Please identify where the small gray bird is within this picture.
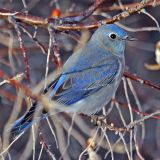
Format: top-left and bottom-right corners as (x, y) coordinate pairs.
(11, 24), (129, 135)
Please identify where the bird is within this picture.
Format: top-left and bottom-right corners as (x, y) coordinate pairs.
(11, 24), (130, 136)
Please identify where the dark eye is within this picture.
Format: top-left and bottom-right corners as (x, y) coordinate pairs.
(109, 33), (117, 40)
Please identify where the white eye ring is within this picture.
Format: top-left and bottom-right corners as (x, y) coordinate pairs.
(109, 33), (117, 40)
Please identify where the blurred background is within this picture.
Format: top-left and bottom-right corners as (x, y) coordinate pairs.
(0, 0), (160, 159)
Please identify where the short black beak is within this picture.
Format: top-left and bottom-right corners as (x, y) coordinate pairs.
(124, 36), (137, 41)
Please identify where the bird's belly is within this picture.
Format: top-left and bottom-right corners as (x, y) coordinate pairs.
(70, 82), (119, 115)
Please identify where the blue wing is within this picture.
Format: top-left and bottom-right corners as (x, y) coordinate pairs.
(47, 58), (120, 105)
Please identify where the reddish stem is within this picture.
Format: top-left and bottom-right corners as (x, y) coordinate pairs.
(112, 99), (160, 120)
(124, 71), (160, 91)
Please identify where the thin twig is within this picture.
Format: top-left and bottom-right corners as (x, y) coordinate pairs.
(0, 0), (154, 30)
(124, 71), (160, 91)
(8, 16), (30, 81)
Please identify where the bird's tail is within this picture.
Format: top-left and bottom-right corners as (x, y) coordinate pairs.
(11, 102), (38, 137)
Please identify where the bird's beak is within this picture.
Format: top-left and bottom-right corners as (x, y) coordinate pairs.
(124, 35), (137, 41)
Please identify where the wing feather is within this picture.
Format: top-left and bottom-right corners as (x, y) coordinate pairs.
(46, 58), (120, 105)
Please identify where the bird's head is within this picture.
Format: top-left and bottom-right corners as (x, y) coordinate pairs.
(91, 24), (132, 57)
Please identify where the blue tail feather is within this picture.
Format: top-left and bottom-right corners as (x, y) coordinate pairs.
(11, 103), (37, 137)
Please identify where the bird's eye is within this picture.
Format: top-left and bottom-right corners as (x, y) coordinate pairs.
(109, 33), (117, 40)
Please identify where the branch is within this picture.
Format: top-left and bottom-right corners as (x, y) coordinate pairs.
(124, 71), (160, 91)
(0, 0), (154, 31)
(8, 16), (30, 81)
(38, 127), (56, 160)
(39, 0), (155, 31)
(112, 99), (160, 120)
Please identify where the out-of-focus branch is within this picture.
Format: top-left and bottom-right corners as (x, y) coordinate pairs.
(112, 99), (160, 120)
(38, 127), (56, 159)
(0, 0), (155, 31)
(57, 0), (105, 23)
(62, 1), (160, 17)
(123, 71), (160, 91)
(100, 0), (160, 12)
(0, 9), (47, 26)
(8, 16), (30, 81)
(0, 0), (105, 28)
